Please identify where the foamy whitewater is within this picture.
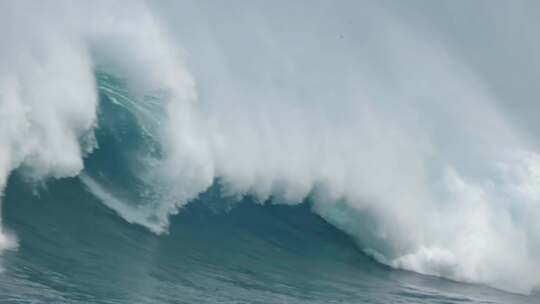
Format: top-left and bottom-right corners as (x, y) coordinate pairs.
(1, 1), (540, 302)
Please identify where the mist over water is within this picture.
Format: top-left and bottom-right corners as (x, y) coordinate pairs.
(1, 0), (540, 299)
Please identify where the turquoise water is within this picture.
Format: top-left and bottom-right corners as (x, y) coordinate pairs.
(1, 175), (538, 304)
(2, 1), (540, 302)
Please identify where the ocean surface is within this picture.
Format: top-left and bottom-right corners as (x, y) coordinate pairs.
(1, 176), (538, 304)
(2, 1), (540, 303)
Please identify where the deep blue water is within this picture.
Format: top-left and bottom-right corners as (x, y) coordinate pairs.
(0, 175), (538, 304)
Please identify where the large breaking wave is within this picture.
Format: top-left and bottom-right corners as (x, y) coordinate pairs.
(1, 0), (540, 295)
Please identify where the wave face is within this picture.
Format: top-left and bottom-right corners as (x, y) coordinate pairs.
(1, 0), (540, 302)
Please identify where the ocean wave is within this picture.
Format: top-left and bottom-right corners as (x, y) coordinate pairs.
(0, 0), (539, 296)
